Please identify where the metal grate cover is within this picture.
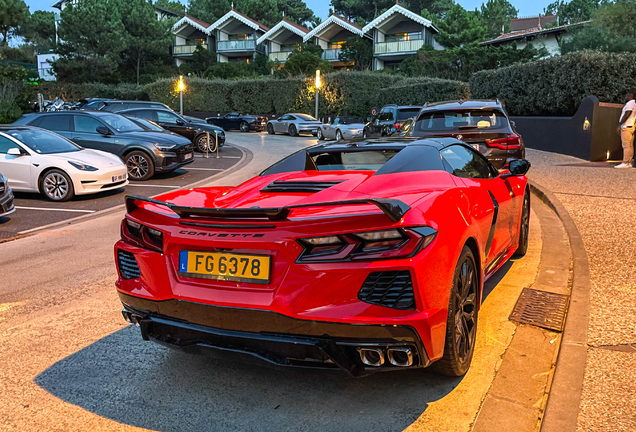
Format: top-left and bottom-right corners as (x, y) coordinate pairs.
(509, 288), (570, 332)
(117, 249), (141, 280)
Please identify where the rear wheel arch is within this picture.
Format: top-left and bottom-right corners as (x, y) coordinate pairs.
(463, 237), (483, 308)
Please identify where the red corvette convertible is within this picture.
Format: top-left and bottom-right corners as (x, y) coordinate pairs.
(115, 137), (530, 377)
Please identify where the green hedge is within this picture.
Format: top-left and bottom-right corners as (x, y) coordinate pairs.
(145, 71), (470, 117)
(38, 82), (148, 101)
(470, 51), (636, 116)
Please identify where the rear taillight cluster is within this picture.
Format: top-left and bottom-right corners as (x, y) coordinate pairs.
(296, 227), (437, 263)
(485, 134), (521, 150)
(121, 218), (164, 252)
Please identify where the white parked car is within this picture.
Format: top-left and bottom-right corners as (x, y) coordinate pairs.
(0, 126), (128, 202)
(316, 116), (366, 141)
(266, 113), (322, 136)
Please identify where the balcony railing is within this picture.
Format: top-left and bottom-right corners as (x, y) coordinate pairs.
(321, 48), (341, 61)
(268, 51), (293, 62)
(217, 39), (266, 54)
(374, 39), (425, 54)
(173, 44), (200, 55)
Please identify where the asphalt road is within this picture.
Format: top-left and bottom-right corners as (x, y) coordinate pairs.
(0, 132), (544, 432)
(0, 143), (245, 240)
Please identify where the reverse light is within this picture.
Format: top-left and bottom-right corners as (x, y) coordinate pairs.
(68, 161), (98, 171)
(486, 135), (521, 150)
(355, 230), (403, 241)
(304, 235), (342, 246)
(122, 218), (164, 252)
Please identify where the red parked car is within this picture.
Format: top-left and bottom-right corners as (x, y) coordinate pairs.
(114, 137), (531, 377)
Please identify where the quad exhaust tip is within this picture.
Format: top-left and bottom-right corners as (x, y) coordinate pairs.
(122, 310), (143, 327)
(387, 347), (414, 367)
(357, 348), (385, 366)
(357, 347), (414, 367)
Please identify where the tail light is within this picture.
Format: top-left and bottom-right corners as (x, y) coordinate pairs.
(393, 122), (401, 130)
(297, 227), (437, 262)
(121, 218), (164, 252)
(486, 134), (521, 150)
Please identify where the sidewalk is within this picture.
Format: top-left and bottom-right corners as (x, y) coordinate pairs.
(527, 149), (636, 432)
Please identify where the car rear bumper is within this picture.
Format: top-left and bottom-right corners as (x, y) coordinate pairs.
(0, 187), (15, 217)
(249, 122), (266, 131)
(119, 292), (429, 377)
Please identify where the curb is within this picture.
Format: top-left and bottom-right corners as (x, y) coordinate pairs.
(15, 143), (252, 237)
(529, 180), (591, 432)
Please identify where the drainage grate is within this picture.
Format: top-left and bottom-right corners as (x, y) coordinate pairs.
(509, 288), (570, 332)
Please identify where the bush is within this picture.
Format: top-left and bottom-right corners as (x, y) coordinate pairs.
(0, 80), (23, 123)
(376, 78), (471, 107)
(145, 71), (470, 117)
(470, 50), (636, 116)
(38, 82), (148, 101)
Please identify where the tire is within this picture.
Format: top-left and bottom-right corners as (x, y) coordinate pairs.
(316, 128), (324, 140)
(40, 169), (75, 202)
(430, 246), (479, 376)
(267, 123), (275, 135)
(514, 190), (530, 257)
(125, 150), (155, 181)
(289, 124), (298, 137)
(335, 129), (343, 141)
(195, 133), (217, 153)
(239, 121), (249, 133)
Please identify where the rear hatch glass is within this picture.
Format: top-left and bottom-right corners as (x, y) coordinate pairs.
(415, 109), (507, 132)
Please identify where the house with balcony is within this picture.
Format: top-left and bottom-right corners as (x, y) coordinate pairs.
(303, 14), (370, 68)
(172, 14), (213, 66)
(362, 3), (440, 71)
(207, 9), (269, 63)
(257, 19), (310, 64)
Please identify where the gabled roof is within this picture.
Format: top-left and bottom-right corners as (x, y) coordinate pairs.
(303, 14), (366, 42)
(511, 15), (557, 32)
(172, 14), (211, 34)
(257, 19), (310, 45)
(362, 3), (436, 34)
(208, 9), (270, 33)
(480, 20), (590, 45)
(155, 5), (184, 18)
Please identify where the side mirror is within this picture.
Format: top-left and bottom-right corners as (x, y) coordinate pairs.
(511, 120), (517, 127)
(96, 126), (111, 135)
(7, 147), (23, 156)
(508, 159), (531, 176)
(176, 120), (185, 126)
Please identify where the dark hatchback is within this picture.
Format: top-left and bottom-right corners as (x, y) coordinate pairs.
(406, 100), (524, 169)
(206, 112), (267, 132)
(0, 173), (15, 218)
(119, 108), (225, 152)
(364, 105), (422, 138)
(13, 111), (194, 181)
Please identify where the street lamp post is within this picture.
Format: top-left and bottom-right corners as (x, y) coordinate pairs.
(315, 70), (321, 120)
(177, 75), (185, 115)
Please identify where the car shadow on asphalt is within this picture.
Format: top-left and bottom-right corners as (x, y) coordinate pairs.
(35, 326), (462, 432)
(482, 261), (514, 301)
(13, 187), (127, 203)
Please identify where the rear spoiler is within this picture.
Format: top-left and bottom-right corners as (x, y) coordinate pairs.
(125, 195), (410, 222)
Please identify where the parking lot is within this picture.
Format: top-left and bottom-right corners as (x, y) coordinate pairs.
(0, 142), (246, 241)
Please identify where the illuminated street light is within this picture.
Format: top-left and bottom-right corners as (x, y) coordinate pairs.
(177, 75), (186, 115)
(315, 70), (321, 120)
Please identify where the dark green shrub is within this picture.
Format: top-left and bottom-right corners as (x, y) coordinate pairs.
(38, 82), (148, 101)
(376, 78), (471, 107)
(470, 51), (636, 116)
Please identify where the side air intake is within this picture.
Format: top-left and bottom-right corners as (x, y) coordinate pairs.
(358, 271), (416, 310)
(261, 180), (343, 193)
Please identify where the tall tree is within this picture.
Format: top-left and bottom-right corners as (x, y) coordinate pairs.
(430, 3), (487, 48)
(339, 36), (373, 70)
(0, 0), (29, 46)
(188, 0), (315, 27)
(17, 10), (56, 50)
(155, 0), (185, 14)
(545, 0), (605, 26)
(480, 0), (518, 38)
(329, 0), (394, 22)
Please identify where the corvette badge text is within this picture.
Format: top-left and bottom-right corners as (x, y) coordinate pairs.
(179, 230), (265, 238)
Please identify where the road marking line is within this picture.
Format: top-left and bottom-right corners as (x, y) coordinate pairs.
(195, 155), (242, 159)
(185, 168), (224, 171)
(15, 206), (95, 213)
(126, 184), (180, 188)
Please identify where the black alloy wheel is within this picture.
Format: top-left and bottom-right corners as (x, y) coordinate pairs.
(289, 124), (298, 136)
(125, 150), (155, 181)
(40, 169), (75, 202)
(514, 190), (530, 257)
(195, 133), (217, 153)
(316, 128), (324, 140)
(239, 121), (249, 132)
(335, 130), (343, 141)
(267, 123), (275, 135)
(431, 246), (479, 376)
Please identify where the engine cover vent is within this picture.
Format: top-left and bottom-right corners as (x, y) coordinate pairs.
(262, 180), (343, 193)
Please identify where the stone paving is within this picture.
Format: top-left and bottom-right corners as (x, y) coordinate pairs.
(526, 149), (636, 432)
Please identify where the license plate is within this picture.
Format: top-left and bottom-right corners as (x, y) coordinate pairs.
(472, 144), (480, 151)
(184, 152), (193, 160)
(112, 174), (126, 182)
(178, 250), (271, 284)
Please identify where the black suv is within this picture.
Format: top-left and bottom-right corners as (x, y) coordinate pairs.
(364, 105), (422, 138)
(13, 111), (194, 181)
(119, 108), (226, 152)
(407, 99), (524, 169)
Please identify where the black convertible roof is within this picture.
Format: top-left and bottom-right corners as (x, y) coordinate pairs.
(308, 137), (462, 153)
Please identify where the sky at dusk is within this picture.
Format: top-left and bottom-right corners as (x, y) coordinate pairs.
(24, 0), (555, 19)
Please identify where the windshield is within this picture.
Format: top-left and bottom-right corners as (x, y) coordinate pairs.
(99, 114), (144, 133)
(128, 117), (164, 131)
(397, 108), (420, 121)
(312, 150), (400, 171)
(296, 114), (317, 121)
(415, 109), (507, 132)
(7, 129), (80, 154)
